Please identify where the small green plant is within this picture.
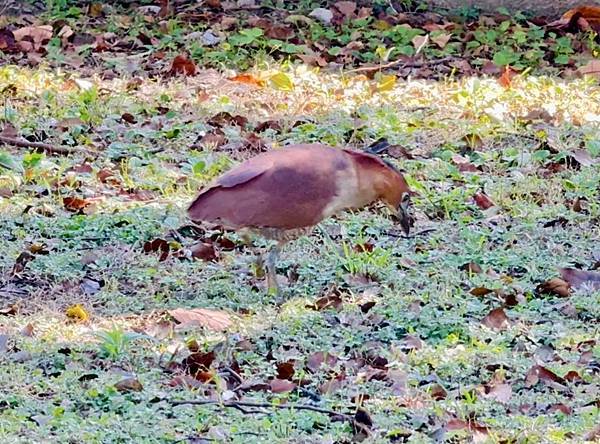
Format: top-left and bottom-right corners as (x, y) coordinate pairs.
(95, 326), (144, 360)
(340, 241), (392, 276)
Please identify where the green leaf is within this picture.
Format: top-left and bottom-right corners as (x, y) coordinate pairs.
(0, 151), (21, 171)
(192, 160), (206, 175)
(493, 48), (518, 66)
(270, 72), (294, 91)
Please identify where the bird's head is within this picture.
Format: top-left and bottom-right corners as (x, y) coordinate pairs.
(379, 160), (414, 236)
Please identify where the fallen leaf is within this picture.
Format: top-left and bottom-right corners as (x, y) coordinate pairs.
(525, 365), (566, 387)
(229, 73), (265, 87)
(63, 196), (90, 212)
(306, 351), (337, 373)
(334, 1), (356, 18)
(309, 293), (343, 311)
(12, 25), (53, 52)
(115, 377), (143, 392)
(190, 242), (218, 261)
(270, 378), (296, 393)
(470, 287), (495, 296)
(548, 403), (572, 415)
(473, 192), (495, 210)
(0, 28), (17, 53)
(498, 66), (517, 88)
(481, 307), (510, 330)
(66, 304), (89, 322)
(270, 72), (294, 91)
(169, 54), (197, 76)
(276, 361), (295, 380)
(143, 238), (170, 262)
(559, 268), (600, 290)
(169, 308), (233, 331)
(578, 59), (600, 80)
(446, 418), (489, 435)
(538, 277), (571, 297)
(431, 32), (451, 49)
(568, 149), (596, 167)
(183, 351), (216, 377)
(482, 383), (512, 403)
(411, 34), (429, 54)
(376, 74), (396, 92)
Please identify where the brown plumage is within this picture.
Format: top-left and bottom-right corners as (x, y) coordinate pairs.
(188, 143), (412, 296)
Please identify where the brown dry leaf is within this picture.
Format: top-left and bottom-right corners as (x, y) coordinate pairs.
(578, 59), (600, 80)
(525, 365), (566, 388)
(309, 293), (343, 311)
(169, 308), (233, 331)
(562, 6), (600, 32)
(431, 32), (451, 49)
(169, 374), (204, 388)
(461, 262), (483, 274)
(183, 351), (216, 375)
(169, 54), (197, 76)
(270, 378), (296, 393)
(115, 377), (143, 393)
(483, 383), (512, 403)
(229, 73), (265, 87)
(276, 361), (295, 380)
(334, 1), (356, 18)
(143, 238), (170, 262)
(12, 25), (53, 52)
(559, 268), (600, 290)
(446, 418), (489, 435)
(538, 277), (571, 297)
(452, 154), (479, 172)
(568, 149), (596, 167)
(498, 66), (517, 88)
(63, 196), (90, 212)
(0, 28), (18, 53)
(190, 242), (218, 261)
(481, 307), (510, 330)
(306, 351), (337, 373)
(428, 383), (447, 400)
(470, 287), (495, 296)
(411, 34), (429, 53)
(473, 191), (495, 210)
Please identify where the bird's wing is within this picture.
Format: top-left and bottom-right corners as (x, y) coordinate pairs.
(216, 158), (274, 188)
(187, 158), (274, 221)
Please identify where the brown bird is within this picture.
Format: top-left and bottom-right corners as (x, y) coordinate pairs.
(188, 143), (412, 296)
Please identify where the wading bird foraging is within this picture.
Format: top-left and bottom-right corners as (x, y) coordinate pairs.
(188, 143), (413, 297)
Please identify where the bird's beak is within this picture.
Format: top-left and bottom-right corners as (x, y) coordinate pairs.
(397, 206), (412, 236)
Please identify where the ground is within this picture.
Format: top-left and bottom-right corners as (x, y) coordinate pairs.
(0, 2), (599, 443)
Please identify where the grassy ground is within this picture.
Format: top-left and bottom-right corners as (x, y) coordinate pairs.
(0, 49), (599, 444)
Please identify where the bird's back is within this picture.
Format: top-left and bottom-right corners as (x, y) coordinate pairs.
(188, 144), (353, 230)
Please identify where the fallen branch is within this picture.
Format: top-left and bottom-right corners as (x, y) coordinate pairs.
(347, 56), (456, 74)
(170, 398), (354, 421)
(0, 136), (94, 156)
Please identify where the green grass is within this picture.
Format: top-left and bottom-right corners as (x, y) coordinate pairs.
(0, 63), (599, 442)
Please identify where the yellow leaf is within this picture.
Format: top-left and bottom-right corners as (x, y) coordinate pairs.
(66, 304), (89, 322)
(373, 19), (391, 30)
(376, 74), (396, 92)
(270, 72), (294, 91)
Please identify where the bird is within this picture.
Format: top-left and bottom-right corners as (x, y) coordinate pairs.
(187, 143), (413, 297)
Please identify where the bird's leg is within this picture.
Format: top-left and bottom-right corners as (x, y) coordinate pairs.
(265, 241), (283, 297)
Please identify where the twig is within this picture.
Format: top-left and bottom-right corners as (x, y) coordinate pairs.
(0, 136), (94, 156)
(347, 56), (455, 74)
(170, 398), (354, 421)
